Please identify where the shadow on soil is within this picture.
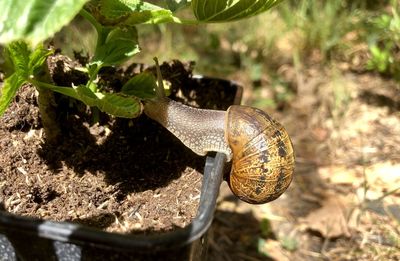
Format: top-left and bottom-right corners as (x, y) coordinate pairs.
(37, 113), (205, 198)
(209, 207), (275, 261)
(359, 90), (400, 113)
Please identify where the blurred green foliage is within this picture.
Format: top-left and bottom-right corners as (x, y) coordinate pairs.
(278, 0), (355, 60)
(259, 218), (273, 238)
(366, 1), (400, 80)
(280, 235), (298, 252)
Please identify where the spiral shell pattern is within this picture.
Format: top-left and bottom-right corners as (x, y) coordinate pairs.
(226, 106), (295, 204)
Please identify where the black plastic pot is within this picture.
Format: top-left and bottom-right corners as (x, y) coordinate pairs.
(0, 76), (243, 261)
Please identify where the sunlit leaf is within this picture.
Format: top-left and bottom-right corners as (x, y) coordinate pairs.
(4, 41), (31, 78)
(0, 0), (88, 45)
(121, 72), (157, 99)
(98, 0), (162, 19)
(192, 0), (283, 22)
(124, 9), (178, 24)
(92, 0), (179, 25)
(91, 26), (140, 67)
(0, 42), (52, 116)
(43, 85), (142, 118)
(5, 41), (53, 77)
(29, 46), (54, 75)
(0, 74), (26, 116)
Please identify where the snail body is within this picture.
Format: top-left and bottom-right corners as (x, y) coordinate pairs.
(144, 99), (294, 204)
(144, 98), (232, 160)
(143, 59), (294, 204)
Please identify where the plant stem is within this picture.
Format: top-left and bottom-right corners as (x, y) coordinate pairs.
(79, 9), (102, 33)
(172, 17), (200, 25)
(29, 80), (66, 90)
(153, 57), (166, 99)
(34, 61), (62, 144)
(79, 8), (106, 67)
(87, 64), (101, 89)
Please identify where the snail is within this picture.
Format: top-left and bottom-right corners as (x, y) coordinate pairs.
(143, 58), (295, 204)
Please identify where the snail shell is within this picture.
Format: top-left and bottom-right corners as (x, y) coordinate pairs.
(226, 105), (295, 204)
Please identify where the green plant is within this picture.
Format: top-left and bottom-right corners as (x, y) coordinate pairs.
(0, 0), (284, 143)
(366, 1), (400, 79)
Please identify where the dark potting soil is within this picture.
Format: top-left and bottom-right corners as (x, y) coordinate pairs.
(0, 55), (237, 234)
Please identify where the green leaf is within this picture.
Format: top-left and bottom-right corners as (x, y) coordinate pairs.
(0, 74), (26, 116)
(6, 41), (53, 77)
(41, 84), (142, 118)
(29, 46), (54, 75)
(5, 41), (31, 78)
(367, 45), (390, 72)
(124, 9), (178, 25)
(0, 0), (89, 46)
(93, 0), (179, 25)
(192, 0), (283, 22)
(98, 0), (162, 19)
(121, 72), (157, 99)
(91, 26), (140, 67)
(0, 42), (52, 116)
